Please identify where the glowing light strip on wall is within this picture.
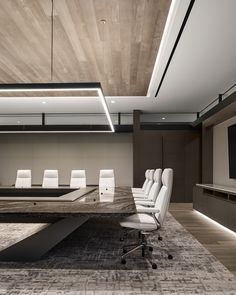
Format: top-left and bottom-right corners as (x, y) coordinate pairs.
(0, 82), (115, 133)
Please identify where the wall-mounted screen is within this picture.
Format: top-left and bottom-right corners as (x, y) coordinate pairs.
(228, 124), (236, 178)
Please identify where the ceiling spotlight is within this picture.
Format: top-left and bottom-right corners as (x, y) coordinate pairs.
(42, 101), (46, 104)
(100, 19), (106, 24)
(111, 100), (115, 104)
(162, 117), (166, 120)
(17, 121), (21, 124)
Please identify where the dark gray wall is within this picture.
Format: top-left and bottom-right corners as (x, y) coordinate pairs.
(133, 111), (201, 203)
(213, 115), (236, 187)
(0, 133), (133, 186)
(202, 123), (213, 183)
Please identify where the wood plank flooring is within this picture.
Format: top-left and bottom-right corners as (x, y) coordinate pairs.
(169, 203), (236, 276)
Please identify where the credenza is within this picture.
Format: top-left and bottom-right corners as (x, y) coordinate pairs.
(193, 184), (236, 232)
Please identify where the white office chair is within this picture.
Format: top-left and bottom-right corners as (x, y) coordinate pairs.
(120, 168), (173, 269)
(42, 170), (59, 188)
(131, 169), (150, 194)
(99, 169), (115, 188)
(15, 169), (31, 188)
(70, 170), (86, 188)
(134, 169), (162, 206)
(133, 169), (155, 197)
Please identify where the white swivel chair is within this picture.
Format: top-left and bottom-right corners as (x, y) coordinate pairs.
(99, 169), (115, 188)
(15, 169), (31, 188)
(134, 169), (162, 206)
(132, 169), (150, 194)
(133, 169), (155, 197)
(120, 168), (173, 269)
(70, 170), (86, 188)
(42, 170), (59, 188)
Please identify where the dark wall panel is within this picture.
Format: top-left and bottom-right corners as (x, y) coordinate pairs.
(163, 132), (186, 202)
(202, 124), (213, 183)
(133, 131), (162, 187)
(133, 112), (201, 202)
(184, 132), (202, 202)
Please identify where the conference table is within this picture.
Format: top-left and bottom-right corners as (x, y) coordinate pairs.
(0, 186), (136, 261)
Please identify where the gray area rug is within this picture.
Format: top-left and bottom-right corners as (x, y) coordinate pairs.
(0, 213), (235, 294)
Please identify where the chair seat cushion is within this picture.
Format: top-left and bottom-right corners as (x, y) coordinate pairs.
(120, 213), (158, 231)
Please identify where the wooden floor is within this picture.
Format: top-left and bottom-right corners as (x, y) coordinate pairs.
(169, 203), (236, 276)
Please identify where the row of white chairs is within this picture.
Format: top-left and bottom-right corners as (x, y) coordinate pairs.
(120, 168), (173, 268)
(15, 169), (115, 189)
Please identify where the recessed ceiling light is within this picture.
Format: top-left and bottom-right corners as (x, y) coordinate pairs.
(100, 19), (106, 24)
(42, 101), (46, 104)
(17, 121), (21, 124)
(162, 117), (166, 120)
(111, 100), (115, 104)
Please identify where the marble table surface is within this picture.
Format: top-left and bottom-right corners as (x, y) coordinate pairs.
(0, 187), (136, 218)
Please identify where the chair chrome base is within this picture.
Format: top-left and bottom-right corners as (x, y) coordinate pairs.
(121, 231), (173, 269)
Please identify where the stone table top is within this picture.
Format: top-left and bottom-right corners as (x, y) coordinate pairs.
(0, 186), (136, 218)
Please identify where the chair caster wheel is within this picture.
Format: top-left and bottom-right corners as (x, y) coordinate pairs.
(123, 248), (127, 254)
(120, 237), (124, 242)
(121, 258), (126, 264)
(158, 237), (162, 241)
(148, 246), (153, 252)
(168, 254), (173, 260)
(152, 263), (157, 269)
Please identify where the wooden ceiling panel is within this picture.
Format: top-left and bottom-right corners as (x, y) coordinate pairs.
(0, 0), (51, 83)
(0, 0), (171, 96)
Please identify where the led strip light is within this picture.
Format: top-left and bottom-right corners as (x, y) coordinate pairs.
(0, 82), (115, 133)
(194, 210), (236, 236)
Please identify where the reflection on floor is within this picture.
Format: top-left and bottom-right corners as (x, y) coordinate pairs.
(170, 203), (236, 276)
(0, 213), (235, 294)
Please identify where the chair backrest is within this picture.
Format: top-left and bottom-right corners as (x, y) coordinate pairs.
(154, 168), (173, 226)
(99, 169), (115, 188)
(144, 169), (155, 195)
(70, 170), (86, 188)
(147, 169), (162, 201)
(42, 170), (58, 188)
(141, 169), (150, 190)
(15, 169), (31, 188)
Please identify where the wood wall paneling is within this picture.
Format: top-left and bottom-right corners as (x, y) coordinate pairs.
(202, 124), (213, 183)
(162, 132), (185, 202)
(184, 132), (202, 202)
(133, 114), (201, 202)
(162, 131), (201, 202)
(134, 131), (162, 187)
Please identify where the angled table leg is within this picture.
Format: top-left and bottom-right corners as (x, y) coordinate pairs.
(0, 216), (88, 261)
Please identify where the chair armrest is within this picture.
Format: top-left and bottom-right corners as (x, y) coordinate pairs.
(136, 207), (160, 213)
(133, 194), (147, 198)
(135, 200), (155, 206)
(132, 187), (143, 191)
(134, 197), (148, 201)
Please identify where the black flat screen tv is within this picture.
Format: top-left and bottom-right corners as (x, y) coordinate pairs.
(228, 123), (236, 178)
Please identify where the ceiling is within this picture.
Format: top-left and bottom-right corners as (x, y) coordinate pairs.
(0, 0), (170, 96)
(0, 0), (236, 114)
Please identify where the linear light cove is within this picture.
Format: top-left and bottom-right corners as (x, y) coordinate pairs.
(0, 82), (115, 133)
